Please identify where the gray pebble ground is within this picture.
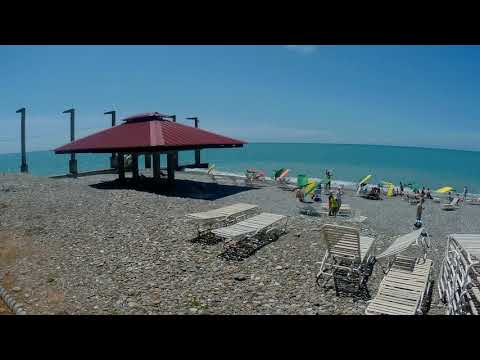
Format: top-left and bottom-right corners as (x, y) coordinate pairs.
(1, 171), (480, 315)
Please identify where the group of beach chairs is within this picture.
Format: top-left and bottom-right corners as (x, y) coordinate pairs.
(298, 201), (368, 224)
(317, 224), (434, 315)
(403, 192), (462, 211)
(186, 203), (288, 247)
(185, 202), (480, 315)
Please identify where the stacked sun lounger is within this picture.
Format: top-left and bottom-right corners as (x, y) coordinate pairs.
(438, 234), (480, 315)
(365, 229), (434, 315)
(212, 212), (288, 242)
(186, 203), (259, 237)
(187, 203), (288, 244)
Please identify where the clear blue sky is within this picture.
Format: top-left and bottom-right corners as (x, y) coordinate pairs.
(1, 45), (480, 153)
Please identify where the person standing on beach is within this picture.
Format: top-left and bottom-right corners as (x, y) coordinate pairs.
(336, 186), (343, 210)
(464, 186), (468, 201)
(328, 193), (334, 216)
(296, 188), (305, 202)
(329, 193), (339, 217)
(416, 198), (424, 224)
(399, 182), (404, 196)
(325, 169), (331, 191)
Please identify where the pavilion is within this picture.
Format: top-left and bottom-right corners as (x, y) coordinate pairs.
(54, 112), (246, 185)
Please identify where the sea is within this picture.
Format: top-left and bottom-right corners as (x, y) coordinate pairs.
(0, 143), (479, 194)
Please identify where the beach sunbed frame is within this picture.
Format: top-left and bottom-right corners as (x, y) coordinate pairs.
(438, 234), (480, 315)
(211, 212), (289, 246)
(316, 224), (376, 293)
(441, 197), (460, 211)
(298, 202), (352, 217)
(186, 203), (259, 239)
(365, 229), (434, 315)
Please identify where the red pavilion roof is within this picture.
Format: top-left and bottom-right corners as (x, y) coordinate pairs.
(54, 113), (246, 154)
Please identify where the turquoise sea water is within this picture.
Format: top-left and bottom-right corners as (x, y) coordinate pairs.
(1, 143), (479, 193)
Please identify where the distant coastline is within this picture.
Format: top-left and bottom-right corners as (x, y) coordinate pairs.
(1, 143), (479, 193)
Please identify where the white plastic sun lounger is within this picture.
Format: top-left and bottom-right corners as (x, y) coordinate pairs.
(321, 203), (352, 215)
(438, 234), (480, 315)
(316, 224), (376, 290)
(365, 229), (433, 315)
(365, 256), (433, 315)
(186, 203), (259, 237)
(211, 212), (288, 242)
(442, 197), (460, 211)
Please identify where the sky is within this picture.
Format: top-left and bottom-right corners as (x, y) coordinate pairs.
(1, 45), (480, 153)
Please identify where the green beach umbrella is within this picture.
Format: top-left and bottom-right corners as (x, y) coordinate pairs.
(405, 181), (420, 192)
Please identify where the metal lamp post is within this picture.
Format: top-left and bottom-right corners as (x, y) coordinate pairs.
(63, 108), (77, 177)
(16, 107), (28, 173)
(164, 114), (178, 169)
(104, 110), (118, 169)
(186, 117), (201, 166)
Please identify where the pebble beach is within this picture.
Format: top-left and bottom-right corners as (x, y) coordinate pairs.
(1, 170), (480, 315)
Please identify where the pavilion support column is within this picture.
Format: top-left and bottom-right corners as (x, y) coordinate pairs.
(195, 148), (201, 166)
(174, 151), (179, 170)
(132, 154), (139, 181)
(118, 153), (125, 182)
(153, 152), (161, 180)
(167, 152), (176, 186)
(144, 153), (152, 169)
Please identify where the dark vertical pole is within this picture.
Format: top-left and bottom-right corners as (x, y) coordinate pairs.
(118, 152), (125, 182)
(153, 152), (161, 180)
(132, 153), (139, 181)
(170, 115), (180, 170)
(16, 108), (28, 173)
(167, 151), (175, 186)
(63, 108), (77, 177)
(144, 153), (151, 169)
(104, 111), (117, 169)
(187, 117), (201, 166)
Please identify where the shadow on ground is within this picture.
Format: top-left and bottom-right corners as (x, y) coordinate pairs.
(318, 270), (372, 301)
(89, 177), (253, 200)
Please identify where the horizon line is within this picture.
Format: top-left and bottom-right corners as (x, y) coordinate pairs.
(0, 141), (479, 156)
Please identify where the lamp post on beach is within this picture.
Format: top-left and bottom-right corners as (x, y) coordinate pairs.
(16, 107), (28, 173)
(62, 108), (77, 177)
(164, 114), (179, 169)
(186, 117), (201, 166)
(104, 110), (118, 169)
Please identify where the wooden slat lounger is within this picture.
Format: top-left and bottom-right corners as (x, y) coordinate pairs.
(316, 224), (376, 291)
(211, 212), (288, 242)
(365, 229), (433, 315)
(186, 203), (259, 237)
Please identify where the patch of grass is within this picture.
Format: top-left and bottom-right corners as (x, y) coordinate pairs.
(106, 308), (121, 315)
(189, 296), (208, 310)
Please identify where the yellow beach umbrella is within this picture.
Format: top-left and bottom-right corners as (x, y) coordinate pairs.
(435, 186), (454, 193)
(304, 180), (318, 195)
(359, 174), (372, 185)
